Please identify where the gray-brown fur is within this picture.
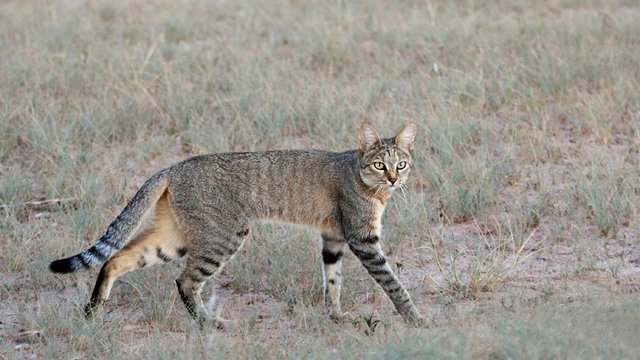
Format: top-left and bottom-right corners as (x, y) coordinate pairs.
(51, 123), (426, 328)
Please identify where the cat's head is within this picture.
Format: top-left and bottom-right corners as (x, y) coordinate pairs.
(358, 122), (416, 192)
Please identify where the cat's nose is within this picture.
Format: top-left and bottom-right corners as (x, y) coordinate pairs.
(389, 178), (397, 185)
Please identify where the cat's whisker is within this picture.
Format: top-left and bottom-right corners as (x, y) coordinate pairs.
(399, 184), (409, 201)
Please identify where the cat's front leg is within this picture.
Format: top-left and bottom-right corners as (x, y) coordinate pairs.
(321, 234), (354, 322)
(348, 235), (426, 327)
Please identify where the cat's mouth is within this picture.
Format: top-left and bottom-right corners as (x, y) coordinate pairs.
(380, 182), (401, 190)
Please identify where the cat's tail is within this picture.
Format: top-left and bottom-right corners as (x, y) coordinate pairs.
(49, 168), (172, 274)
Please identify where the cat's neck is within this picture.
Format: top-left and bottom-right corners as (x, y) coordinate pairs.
(363, 187), (394, 204)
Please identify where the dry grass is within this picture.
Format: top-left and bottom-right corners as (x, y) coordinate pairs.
(1, 0), (640, 358)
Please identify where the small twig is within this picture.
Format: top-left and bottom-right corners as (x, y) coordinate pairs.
(1, 197), (80, 211)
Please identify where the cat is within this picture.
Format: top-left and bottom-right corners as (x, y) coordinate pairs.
(49, 123), (426, 328)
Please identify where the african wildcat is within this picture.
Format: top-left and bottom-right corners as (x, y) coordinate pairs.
(50, 123), (426, 328)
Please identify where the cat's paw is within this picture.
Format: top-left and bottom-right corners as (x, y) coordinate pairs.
(406, 315), (429, 328)
(330, 311), (356, 324)
(213, 316), (231, 330)
(198, 316), (230, 331)
(83, 299), (107, 319)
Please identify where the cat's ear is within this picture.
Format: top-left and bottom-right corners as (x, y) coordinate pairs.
(359, 123), (381, 153)
(395, 122), (416, 152)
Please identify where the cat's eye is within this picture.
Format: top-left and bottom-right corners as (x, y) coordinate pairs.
(397, 161), (407, 170)
(373, 162), (386, 170)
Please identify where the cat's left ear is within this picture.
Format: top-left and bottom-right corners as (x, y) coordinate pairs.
(395, 122), (416, 152)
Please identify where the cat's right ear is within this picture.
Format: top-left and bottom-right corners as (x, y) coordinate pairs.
(395, 122), (416, 153)
(359, 123), (381, 153)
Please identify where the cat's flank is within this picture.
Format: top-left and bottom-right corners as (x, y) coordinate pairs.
(50, 123), (426, 328)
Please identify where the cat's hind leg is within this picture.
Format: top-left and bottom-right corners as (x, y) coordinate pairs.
(85, 193), (187, 317)
(175, 225), (249, 329)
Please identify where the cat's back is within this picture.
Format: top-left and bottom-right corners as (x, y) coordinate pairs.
(168, 149), (355, 215)
(171, 149), (343, 178)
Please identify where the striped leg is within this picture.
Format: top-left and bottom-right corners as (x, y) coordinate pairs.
(321, 234), (350, 321)
(175, 227), (249, 329)
(85, 196), (187, 317)
(348, 236), (425, 327)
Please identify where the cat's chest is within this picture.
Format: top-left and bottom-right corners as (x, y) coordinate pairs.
(369, 201), (386, 237)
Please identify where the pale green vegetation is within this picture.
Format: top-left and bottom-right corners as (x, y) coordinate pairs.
(1, 0), (639, 358)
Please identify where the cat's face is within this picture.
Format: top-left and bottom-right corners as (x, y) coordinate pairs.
(359, 123), (416, 191)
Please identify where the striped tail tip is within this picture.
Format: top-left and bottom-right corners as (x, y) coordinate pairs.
(49, 257), (78, 273)
(49, 246), (109, 273)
